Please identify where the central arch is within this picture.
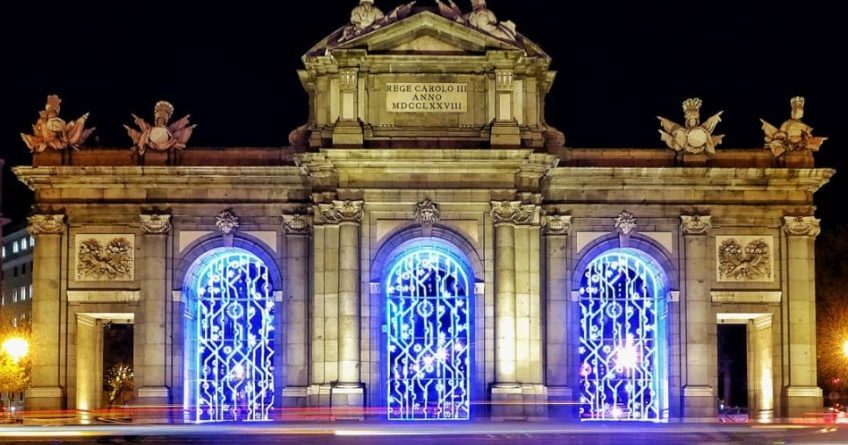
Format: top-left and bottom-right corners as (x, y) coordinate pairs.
(384, 243), (474, 421)
(577, 248), (669, 422)
(183, 247), (276, 422)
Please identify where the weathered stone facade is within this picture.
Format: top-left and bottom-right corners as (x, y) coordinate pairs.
(14, 5), (832, 421)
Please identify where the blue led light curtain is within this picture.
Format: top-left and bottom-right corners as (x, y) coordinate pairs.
(187, 249), (275, 422)
(578, 250), (668, 421)
(386, 248), (472, 420)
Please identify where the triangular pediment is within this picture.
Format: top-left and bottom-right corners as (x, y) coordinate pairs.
(333, 10), (523, 55)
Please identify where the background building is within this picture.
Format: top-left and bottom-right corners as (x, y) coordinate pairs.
(1, 226), (34, 329)
(12, 4), (831, 422)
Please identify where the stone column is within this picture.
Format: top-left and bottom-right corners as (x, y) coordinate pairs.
(332, 69), (364, 146)
(543, 215), (572, 416)
(135, 214), (171, 407)
(490, 201), (542, 419)
(282, 214), (312, 408)
(680, 215), (716, 420)
(314, 201), (364, 411)
(782, 216), (824, 417)
(490, 70), (521, 147)
(25, 214), (66, 410)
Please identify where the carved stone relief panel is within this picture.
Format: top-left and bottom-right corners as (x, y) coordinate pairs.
(715, 236), (774, 283)
(75, 234), (135, 282)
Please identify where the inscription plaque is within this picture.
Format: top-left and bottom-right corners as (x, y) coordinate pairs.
(386, 83), (468, 113)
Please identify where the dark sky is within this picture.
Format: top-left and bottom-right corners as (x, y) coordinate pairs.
(1, 0), (845, 227)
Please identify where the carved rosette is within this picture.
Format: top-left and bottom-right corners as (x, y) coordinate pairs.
(615, 211), (638, 237)
(543, 214), (573, 236)
(681, 215), (712, 236)
(27, 214), (66, 236)
(414, 200), (441, 228)
(490, 201), (541, 226)
(316, 200), (364, 225)
(282, 214), (312, 235)
(216, 210), (240, 235)
(140, 214), (172, 235)
(783, 216), (821, 238)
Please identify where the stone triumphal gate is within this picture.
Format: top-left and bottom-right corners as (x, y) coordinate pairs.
(15, 1), (832, 422)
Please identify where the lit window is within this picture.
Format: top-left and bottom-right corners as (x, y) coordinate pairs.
(12, 241), (19, 253)
(30, 236), (35, 246)
(1, 294), (4, 306)
(21, 286), (28, 300)
(21, 238), (27, 250)
(29, 285), (33, 301)
(12, 289), (19, 303)
(11, 317), (17, 328)
(2, 246), (5, 258)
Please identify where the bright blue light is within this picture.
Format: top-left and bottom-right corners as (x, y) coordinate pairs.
(578, 250), (668, 422)
(385, 247), (472, 421)
(186, 248), (275, 422)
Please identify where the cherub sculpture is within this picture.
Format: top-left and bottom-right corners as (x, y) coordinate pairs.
(658, 98), (724, 155)
(760, 97), (827, 158)
(350, 0), (385, 31)
(124, 101), (196, 155)
(463, 0), (516, 41)
(20, 95), (95, 153)
(341, 0), (415, 41)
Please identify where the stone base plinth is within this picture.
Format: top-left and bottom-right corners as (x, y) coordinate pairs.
(134, 387), (171, 423)
(25, 386), (64, 411)
(784, 386), (824, 420)
(682, 385), (717, 421)
(490, 122), (521, 147)
(307, 384), (365, 420)
(332, 122), (365, 146)
(490, 384), (548, 421)
(547, 386), (575, 420)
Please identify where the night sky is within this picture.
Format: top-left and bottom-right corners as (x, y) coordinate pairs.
(1, 0), (845, 227)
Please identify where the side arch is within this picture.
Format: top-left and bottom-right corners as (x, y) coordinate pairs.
(176, 233), (284, 293)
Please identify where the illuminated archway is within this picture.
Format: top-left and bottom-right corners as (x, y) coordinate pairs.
(578, 249), (669, 421)
(184, 247), (276, 422)
(385, 244), (473, 421)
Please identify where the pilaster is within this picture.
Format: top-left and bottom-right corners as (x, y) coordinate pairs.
(782, 216), (823, 418)
(680, 215), (717, 420)
(25, 213), (66, 410)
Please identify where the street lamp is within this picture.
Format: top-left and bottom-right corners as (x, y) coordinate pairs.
(1, 337), (29, 363)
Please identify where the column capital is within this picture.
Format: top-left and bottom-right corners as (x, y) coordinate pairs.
(543, 214), (573, 236)
(316, 200), (364, 225)
(282, 213), (313, 235)
(491, 201), (540, 226)
(140, 213), (172, 235)
(339, 68), (358, 91)
(680, 215), (712, 236)
(495, 69), (514, 92)
(27, 213), (65, 236)
(783, 216), (821, 238)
